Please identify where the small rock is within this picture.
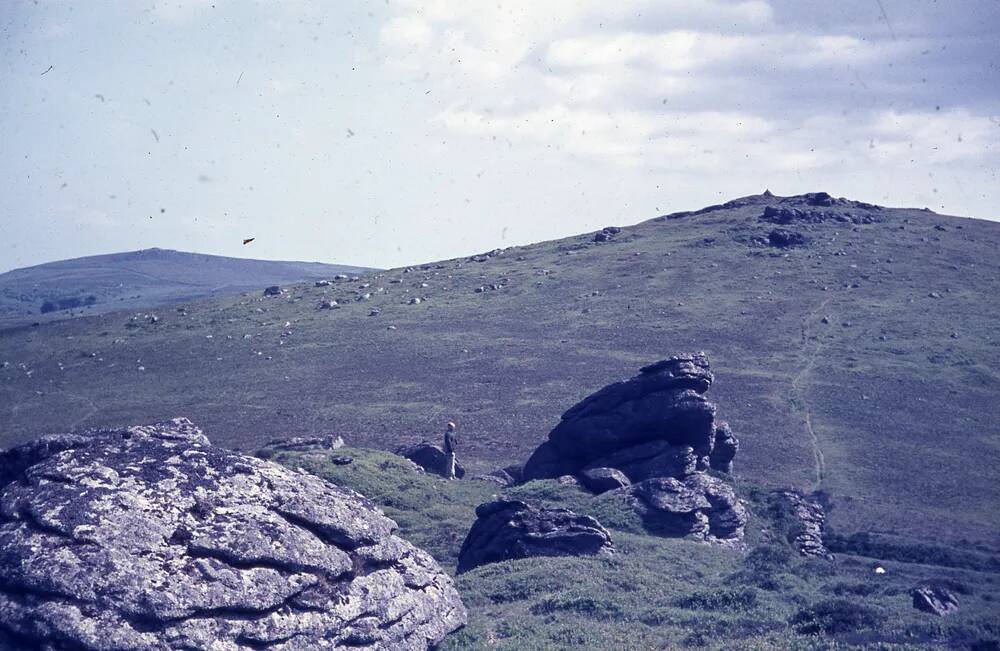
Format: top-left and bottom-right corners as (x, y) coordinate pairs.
(912, 585), (959, 616)
(578, 467), (630, 494)
(263, 285), (282, 296)
(396, 442), (466, 479)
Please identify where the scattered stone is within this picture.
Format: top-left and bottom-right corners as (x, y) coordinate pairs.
(329, 455), (354, 466)
(472, 465), (523, 487)
(396, 442), (466, 479)
(319, 299), (339, 310)
(255, 434), (345, 458)
(912, 585), (960, 616)
(409, 297), (422, 305)
(578, 467), (631, 494)
(556, 474), (581, 487)
(457, 499), (614, 573)
(314, 280), (332, 287)
(333, 273), (349, 280)
(0, 419), (466, 649)
(263, 285), (282, 296)
(772, 491), (833, 559)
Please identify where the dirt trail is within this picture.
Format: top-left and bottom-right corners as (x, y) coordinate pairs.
(791, 297), (831, 490)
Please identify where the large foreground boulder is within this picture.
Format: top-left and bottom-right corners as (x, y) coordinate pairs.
(457, 499), (613, 573)
(0, 418), (466, 650)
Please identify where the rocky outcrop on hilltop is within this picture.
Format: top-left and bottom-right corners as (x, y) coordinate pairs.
(759, 192), (882, 226)
(521, 353), (747, 544)
(0, 418), (466, 650)
(457, 499), (614, 573)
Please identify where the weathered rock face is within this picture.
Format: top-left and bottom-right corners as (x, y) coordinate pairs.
(772, 491), (833, 559)
(457, 499), (614, 574)
(523, 353), (722, 480)
(911, 585), (960, 616)
(709, 423), (739, 474)
(396, 442), (466, 479)
(523, 353), (738, 482)
(613, 475), (748, 544)
(0, 418), (466, 650)
(521, 354), (747, 544)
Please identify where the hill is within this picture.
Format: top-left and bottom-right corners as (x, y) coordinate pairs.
(0, 191), (997, 554)
(0, 247), (371, 326)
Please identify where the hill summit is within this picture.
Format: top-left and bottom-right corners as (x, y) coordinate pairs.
(0, 191), (997, 550)
(0, 248), (370, 326)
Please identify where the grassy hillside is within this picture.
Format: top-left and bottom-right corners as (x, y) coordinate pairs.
(0, 192), (998, 552)
(0, 247), (370, 326)
(268, 445), (1000, 650)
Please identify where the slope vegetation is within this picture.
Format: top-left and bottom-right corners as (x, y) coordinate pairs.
(1, 192), (997, 549)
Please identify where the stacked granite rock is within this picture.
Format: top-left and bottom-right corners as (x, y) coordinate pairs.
(521, 353), (748, 544)
(0, 418), (465, 650)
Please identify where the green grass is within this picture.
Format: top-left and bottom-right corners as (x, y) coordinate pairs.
(2, 195), (998, 551)
(272, 447), (1000, 650)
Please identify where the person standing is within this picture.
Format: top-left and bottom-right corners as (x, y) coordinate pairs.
(443, 421), (458, 480)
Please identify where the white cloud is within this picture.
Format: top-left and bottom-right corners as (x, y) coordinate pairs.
(545, 31), (903, 72)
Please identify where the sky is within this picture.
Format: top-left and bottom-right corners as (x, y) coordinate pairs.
(1, 0), (998, 273)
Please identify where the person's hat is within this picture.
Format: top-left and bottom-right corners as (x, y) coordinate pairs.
(447, 421), (456, 430)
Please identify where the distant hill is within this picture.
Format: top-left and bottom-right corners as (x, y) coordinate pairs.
(0, 248), (371, 326)
(1, 192), (998, 550)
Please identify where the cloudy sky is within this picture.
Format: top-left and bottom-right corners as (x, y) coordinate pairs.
(1, 0), (998, 272)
